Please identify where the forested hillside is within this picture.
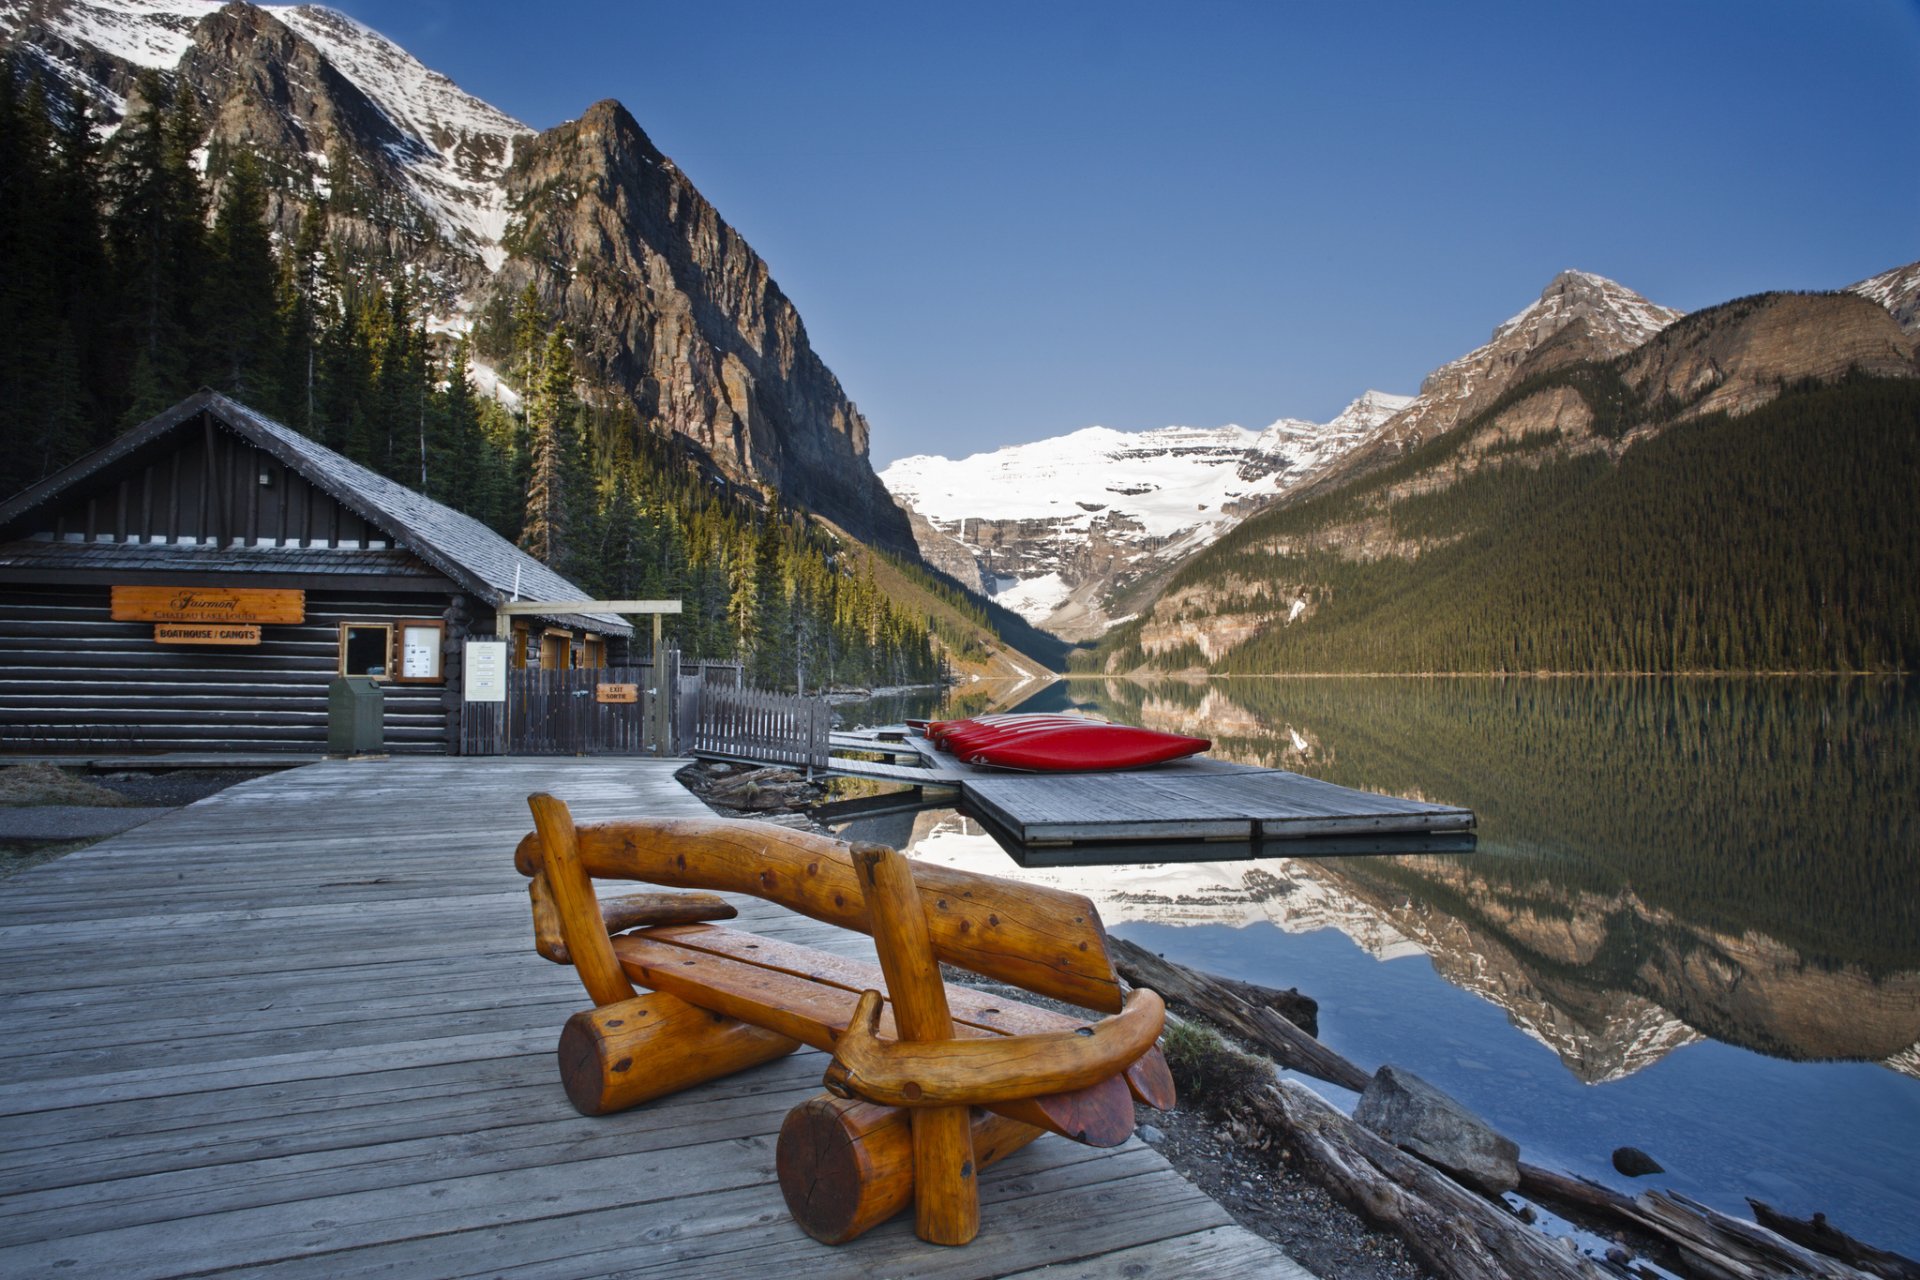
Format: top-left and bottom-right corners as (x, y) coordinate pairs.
(1082, 369), (1920, 674)
(0, 69), (1024, 687)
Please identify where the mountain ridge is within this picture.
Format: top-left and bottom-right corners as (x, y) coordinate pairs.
(1082, 278), (1920, 676)
(1, 0), (917, 552)
(881, 389), (1410, 640)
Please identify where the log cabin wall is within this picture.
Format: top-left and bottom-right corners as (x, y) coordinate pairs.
(0, 584), (458, 754)
(0, 395), (634, 756)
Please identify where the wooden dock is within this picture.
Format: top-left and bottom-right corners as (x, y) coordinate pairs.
(827, 727), (1474, 846)
(0, 758), (1306, 1278)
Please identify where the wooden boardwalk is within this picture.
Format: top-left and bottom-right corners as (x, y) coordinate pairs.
(0, 758), (1305, 1278)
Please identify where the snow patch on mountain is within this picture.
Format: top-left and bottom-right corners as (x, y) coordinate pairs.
(1848, 258), (1920, 333)
(276, 5), (530, 269)
(22, 1), (530, 271)
(881, 390), (1408, 630)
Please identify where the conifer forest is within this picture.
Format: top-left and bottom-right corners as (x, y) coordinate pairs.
(0, 71), (942, 689)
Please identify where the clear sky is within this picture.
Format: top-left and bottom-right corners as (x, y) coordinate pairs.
(325, 0), (1920, 467)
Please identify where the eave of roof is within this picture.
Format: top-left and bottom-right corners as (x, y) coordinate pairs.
(0, 392), (632, 635)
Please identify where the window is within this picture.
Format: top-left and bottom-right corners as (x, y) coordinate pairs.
(583, 634), (605, 670)
(541, 629), (571, 671)
(511, 623), (529, 670)
(393, 619), (447, 683)
(339, 623), (392, 678)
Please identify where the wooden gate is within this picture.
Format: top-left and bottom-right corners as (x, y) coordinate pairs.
(503, 664), (665, 755)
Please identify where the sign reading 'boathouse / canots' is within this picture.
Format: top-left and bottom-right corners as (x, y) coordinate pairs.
(153, 624), (263, 645)
(111, 587), (306, 624)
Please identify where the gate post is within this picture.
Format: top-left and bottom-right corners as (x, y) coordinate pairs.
(655, 648), (679, 755)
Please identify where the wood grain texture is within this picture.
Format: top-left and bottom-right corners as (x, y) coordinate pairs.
(0, 758), (1305, 1279)
(851, 843), (977, 1246)
(823, 987), (1165, 1108)
(526, 794), (635, 1007)
(775, 1096), (1041, 1244)
(514, 816), (1125, 1012)
(556, 991), (798, 1116)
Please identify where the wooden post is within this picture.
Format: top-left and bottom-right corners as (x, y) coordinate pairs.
(852, 843), (979, 1246)
(777, 1095), (1042, 1244)
(558, 992), (799, 1116)
(527, 793), (636, 1008)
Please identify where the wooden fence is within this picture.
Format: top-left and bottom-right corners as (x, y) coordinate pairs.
(459, 652), (747, 757)
(688, 683), (831, 772)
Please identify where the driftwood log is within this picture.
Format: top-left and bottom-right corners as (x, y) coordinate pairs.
(1109, 936), (1371, 1091)
(1255, 1080), (1613, 1280)
(1117, 936), (1910, 1280)
(1748, 1202), (1920, 1280)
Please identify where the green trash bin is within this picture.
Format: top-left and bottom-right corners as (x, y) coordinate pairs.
(328, 677), (385, 755)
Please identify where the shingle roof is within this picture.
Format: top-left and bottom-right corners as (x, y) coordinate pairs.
(0, 540), (434, 578)
(0, 391), (631, 634)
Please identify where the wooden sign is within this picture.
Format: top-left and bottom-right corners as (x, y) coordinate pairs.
(596, 683), (639, 704)
(114, 586), (305, 624)
(154, 624), (262, 645)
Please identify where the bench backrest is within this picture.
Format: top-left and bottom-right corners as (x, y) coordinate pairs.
(515, 794), (1124, 1013)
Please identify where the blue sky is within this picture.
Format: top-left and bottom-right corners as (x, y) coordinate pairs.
(330, 1), (1920, 466)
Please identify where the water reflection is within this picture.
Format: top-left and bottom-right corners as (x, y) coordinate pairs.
(833, 677), (1920, 1246)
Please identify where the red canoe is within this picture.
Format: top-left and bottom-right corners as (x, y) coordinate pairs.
(922, 714), (1210, 772)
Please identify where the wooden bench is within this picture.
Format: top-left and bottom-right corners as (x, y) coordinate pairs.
(513, 793), (1174, 1246)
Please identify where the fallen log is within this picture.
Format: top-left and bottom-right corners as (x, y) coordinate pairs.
(1519, 1163), (1882, 1280)
(1109, 936), (1372, 1092)
(1627, 1191), (1875, 1280)
(1253, 1079), (1612, 1280)
(1747, 1202), (1920, 1280)
(1122, 942), (1904, 1280)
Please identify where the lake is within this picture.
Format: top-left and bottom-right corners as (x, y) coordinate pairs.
(831, 676), (1920, 1255)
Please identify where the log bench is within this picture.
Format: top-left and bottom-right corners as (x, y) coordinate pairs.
(513, 793), (1174, 1246)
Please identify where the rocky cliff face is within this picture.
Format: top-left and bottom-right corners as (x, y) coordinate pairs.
(1301, 270), (1682, 498)
(2, 0), (915, 552)
(497, 100), (911, 550)
(882, 391), (1409, 640)
(1618, 290), (1918, 420)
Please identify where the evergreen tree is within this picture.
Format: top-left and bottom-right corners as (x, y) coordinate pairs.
(106, 74), (207, 423)
(203, 149), (281, 405)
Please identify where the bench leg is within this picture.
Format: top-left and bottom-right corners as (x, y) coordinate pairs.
(776, 1094), (1042, 1244)
(558, 991), (799, 1116)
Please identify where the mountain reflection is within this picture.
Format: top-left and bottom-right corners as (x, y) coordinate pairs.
(982, 676), (1920, 1082)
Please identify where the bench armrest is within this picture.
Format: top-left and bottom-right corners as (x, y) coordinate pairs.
(822, 986), (1166, 1108)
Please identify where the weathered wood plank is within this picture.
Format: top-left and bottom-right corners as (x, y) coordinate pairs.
(0, 758), (1302, 1279)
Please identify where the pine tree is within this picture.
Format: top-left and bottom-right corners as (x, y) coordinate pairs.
(204, 149), (281, 404)
(106, 73), (207, 423)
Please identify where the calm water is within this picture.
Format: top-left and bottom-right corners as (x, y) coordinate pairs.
(833, 677), (1920, 1253)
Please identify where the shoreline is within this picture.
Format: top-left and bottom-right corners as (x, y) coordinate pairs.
(1061, 669), (1912, 681)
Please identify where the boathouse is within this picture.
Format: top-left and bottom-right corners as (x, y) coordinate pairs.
(0, 391), (629, 755)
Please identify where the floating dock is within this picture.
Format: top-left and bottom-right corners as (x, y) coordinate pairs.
(825, 727), (1474, 848)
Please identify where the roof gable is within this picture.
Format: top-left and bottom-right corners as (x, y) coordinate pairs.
(0, 392), (629, 634)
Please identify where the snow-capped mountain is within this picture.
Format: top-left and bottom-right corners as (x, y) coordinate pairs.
(6, 1), (529, 281)
(1, 0), (916, 551)
(882, 390), (1409, 638)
